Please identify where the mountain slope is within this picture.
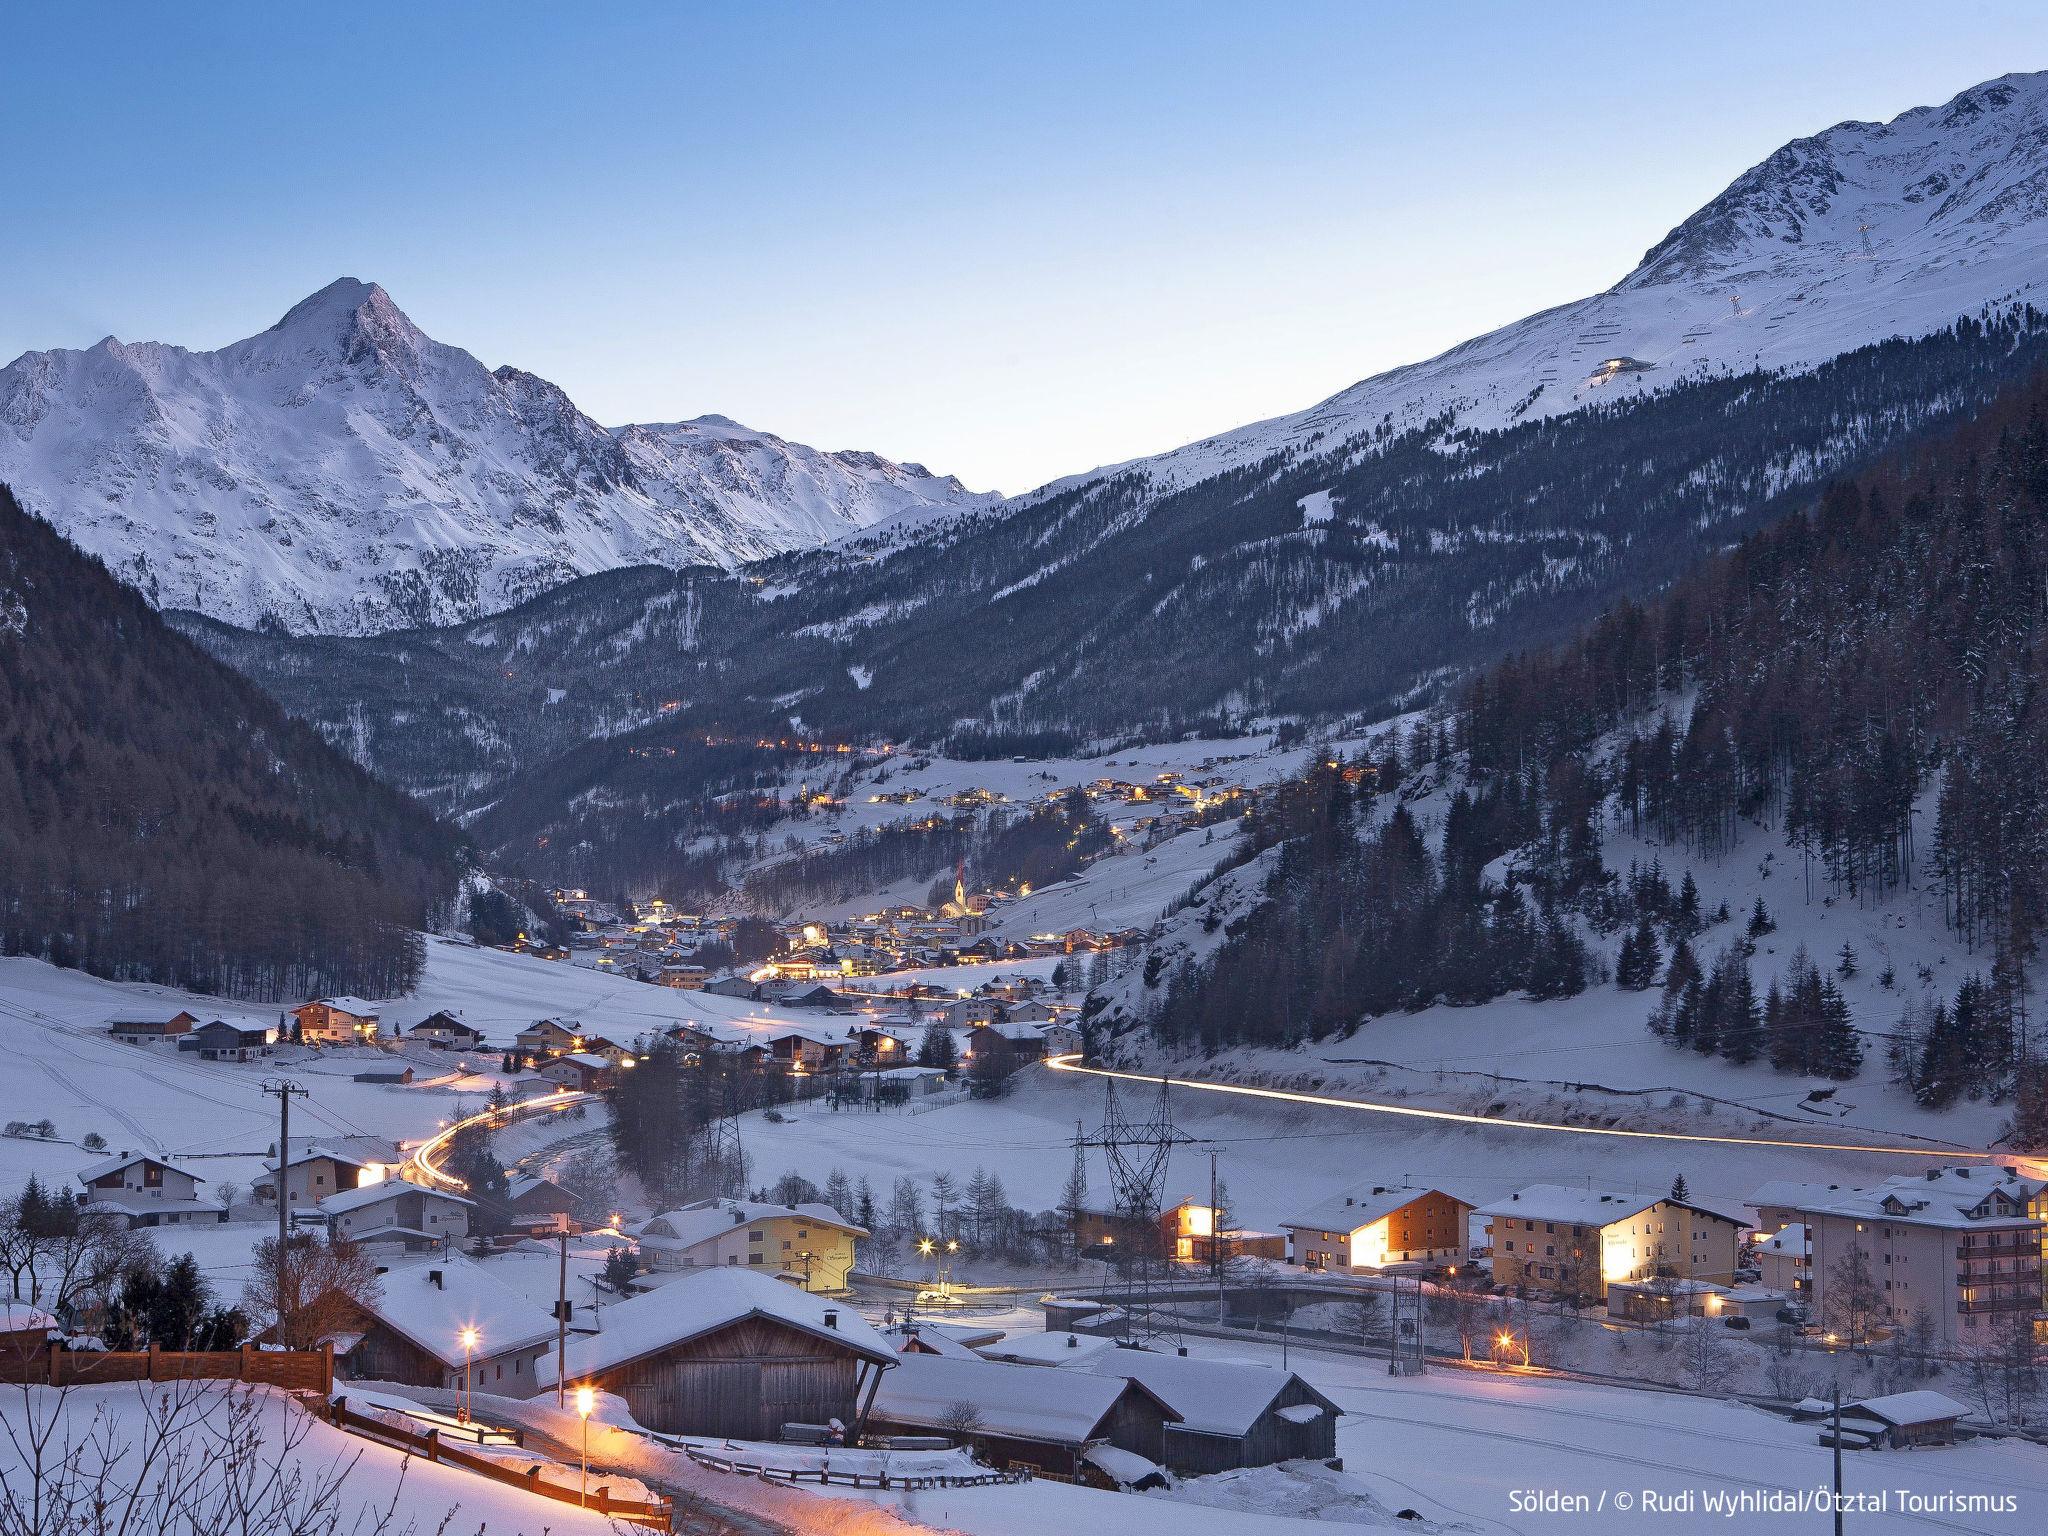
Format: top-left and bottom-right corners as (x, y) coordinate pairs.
(0, 279), (994, 633)
(1031, 71), (2048, 501)
(0, 484), (463, 999)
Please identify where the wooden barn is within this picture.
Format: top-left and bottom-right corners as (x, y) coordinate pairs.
(537, 1269), (896, 1440)
(867, 1354), (1176, 1476)
(1078, 1349), (1341, 1472)
(332, 1255), (556, 1395)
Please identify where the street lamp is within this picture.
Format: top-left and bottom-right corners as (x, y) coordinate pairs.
(458, 1327), (479, 1422)
(575, 1384), (595, 1506)
(1494, 1328), (1530, 1369)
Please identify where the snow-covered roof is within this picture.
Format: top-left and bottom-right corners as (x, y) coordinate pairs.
(1479, 1184), (1750, 1230)
(319, 1177), (474, 1216)
(84, 1192), (224, 1219)
(1079, 1350), (1334, 1438)
(1281, 1184), (1448, 1233)
(1843, 1391), (1971, 1427)
(1476, 1185), (1647, 1225)
(637, 1197), (865, 1252)
(1079, 1444), (1164, 1487)
(976, 1331), (1121, 1367)
(538, 1268), (893, 1385)
(870, 1355), (1151, 1445)
(884, 1324), (981, 1360)
(0, 1303), (58, 1334)
(75, 1150), (204, 1185)
(1750, 1173), (2043, 1232)
(554, 1052), (613, 1070)
(305, 996), (382, 1016)
(264, 1142), (374, 1174)
(1759, 1224), (1808, 1256)
(354, 1255), (557, 1366)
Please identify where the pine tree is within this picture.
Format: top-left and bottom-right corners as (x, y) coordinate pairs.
(1746, 897), (1775, 938)
(1816, 978), (1863, 1080)
(1669, 1174), (1690, 1204)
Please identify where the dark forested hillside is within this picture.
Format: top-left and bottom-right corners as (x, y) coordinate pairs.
(0, 487), (462, 1000)
(182, 311), (2048, 873)
(1140, 364), (2048, 1127)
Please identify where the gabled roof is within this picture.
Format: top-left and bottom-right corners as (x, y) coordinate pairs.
(319, 1177), (475, 1216)
(636, 1197), (866, 1251)
(0, 1303), (58, 1334)
(1750, 1172), (2044, 1232)
(870, 1354), (1168, 1445)
(263, 1142), (374, 1175)
(300, 996), (382, 1016)
(537, 1268), (893, 1385)
(1478, 1184), (1750, 1230)
(1281, 1184), (1455, 1234)
(75, 1151), (204, 1185)
(354, 1255), (556, 1365)
(1079, 1349), (1339, 1438)
(1843, 1391), (1971, 1427)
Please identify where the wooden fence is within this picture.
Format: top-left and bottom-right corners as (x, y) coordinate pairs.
(327, 1395), (673, 1531)
(684, 1445), (1032, 1490)
(0, 1342), (333, 1393)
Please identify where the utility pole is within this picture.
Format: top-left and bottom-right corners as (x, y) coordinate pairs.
(555, 1229), (570, 1407)
(261, 1079), (310, 1342)
(261, 1079), (310, 1254)
(1831, 1384), (1845, 1536)
(1209, 1148), (1224, 1324)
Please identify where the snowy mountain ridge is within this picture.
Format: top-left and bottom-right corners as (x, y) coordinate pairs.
(1025, 70), (2048, 505)
(0, 278), (995, 634)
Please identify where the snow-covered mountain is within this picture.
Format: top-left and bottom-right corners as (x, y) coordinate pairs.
(0, 279), (994, 633)
(1030, 71), (2048, 502)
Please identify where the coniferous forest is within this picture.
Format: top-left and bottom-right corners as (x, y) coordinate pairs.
(1145, 367), (2048, 1123)
(0, 487), (463, 1000)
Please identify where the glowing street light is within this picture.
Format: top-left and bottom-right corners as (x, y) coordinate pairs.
(575, 1384), (596, 1506)
(1494, 1328), (1530, 1369)
(459, 1326), (479, 1421)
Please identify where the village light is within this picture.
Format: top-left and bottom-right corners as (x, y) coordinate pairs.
(575, 1384), (595, 1505)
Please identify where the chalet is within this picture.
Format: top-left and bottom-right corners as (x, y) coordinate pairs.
(656, 964), (707, 990)
(1283, 1185), (1472, 1271)
(331, 1255), (555, 1393)
(868, 1354), (1175, 1477)
(254, 1143), (376, 1212)
(292, 997), (383, 1046)
(634, 1197), (865, 1291)
(1035, 1020), (1083, 1057)
(758, 981), (849, 1011)
(513, 1018), (586, 1058)
(1077, 1351), (1341, 1473)
(177, 1017), (274, 1062)
(406, 1011), (487, 1049)
(539, 1052), (615, 1092)
(1833, 1391), (1972, 1449)
(105, 1011), (198, 1046)
(74, 1152), (225, 1228)
(537, 1268), (896, 1439)
(762, 1025), (853, 1074)
(1001, 999), (1056, 1022)
(506, 1175), (579, 1231)
(319, 1176), (474, 1244)
(940, 997), (998, 1029)
(1478, 1185), (1749, 1301)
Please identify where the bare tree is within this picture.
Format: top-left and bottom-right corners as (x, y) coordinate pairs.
(1425, 1278), (1495, 1362)
(938, 1400), (985, 1439)
(1681, 1313), (1736, 1393)
(0, 1377), (453, 1535)
(242, 1234), (381, 1351)
(1821, 1242), (1883, 1350)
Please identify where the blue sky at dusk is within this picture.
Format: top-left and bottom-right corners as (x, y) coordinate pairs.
(7, 2), (2046, 491)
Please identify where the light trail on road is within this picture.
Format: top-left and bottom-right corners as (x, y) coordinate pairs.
(405, 1088), (596, 1190)
(1043, 1055), (2017, 1162)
